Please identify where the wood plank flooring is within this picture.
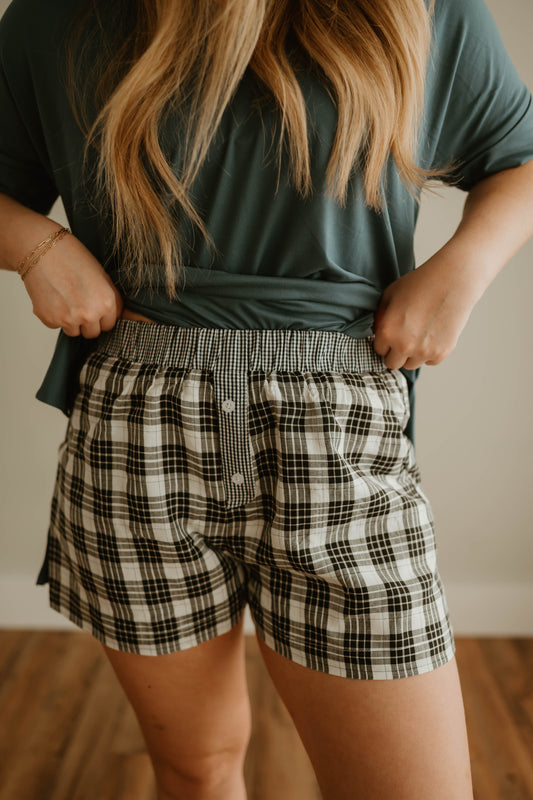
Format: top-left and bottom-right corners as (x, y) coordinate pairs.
(0, 632), (532, 799)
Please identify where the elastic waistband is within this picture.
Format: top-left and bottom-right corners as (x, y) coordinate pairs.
(96, 320), (387, 374)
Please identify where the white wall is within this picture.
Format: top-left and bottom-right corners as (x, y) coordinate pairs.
(1, 0), (532, 634)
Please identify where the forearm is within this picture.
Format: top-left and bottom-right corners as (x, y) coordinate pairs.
(425, 159), (533, 302)
(0, 192), (63, 272)
(374, 158), (533, 369)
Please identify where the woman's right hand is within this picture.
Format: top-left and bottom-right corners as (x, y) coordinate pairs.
(23, 231), (124, 338)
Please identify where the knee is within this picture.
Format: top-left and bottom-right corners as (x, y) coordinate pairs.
(154, 752), (247, 800)
(153, 736), (250, 800)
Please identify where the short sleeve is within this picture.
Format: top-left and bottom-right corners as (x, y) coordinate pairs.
(423, 0), (533, 191)
(0, 2), (59, 214)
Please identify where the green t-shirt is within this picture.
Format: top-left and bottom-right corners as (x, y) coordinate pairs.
(1, 0), (533, 449)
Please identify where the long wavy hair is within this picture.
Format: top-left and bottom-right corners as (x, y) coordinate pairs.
(62, 0), (450, 300)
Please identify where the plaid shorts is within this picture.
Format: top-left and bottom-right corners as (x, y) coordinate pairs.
(46, 320), (456, 679)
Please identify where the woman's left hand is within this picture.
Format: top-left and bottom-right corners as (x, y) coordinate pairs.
(372, 257), (481, 370)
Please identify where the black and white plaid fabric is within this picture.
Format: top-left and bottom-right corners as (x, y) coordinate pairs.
(46, 319), (455, 679)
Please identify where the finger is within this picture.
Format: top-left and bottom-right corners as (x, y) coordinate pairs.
(99, 286), (124, 331)
(79, 320), (104, 339)
(372, 330), (390, 357)
(382, 347), (408, 371)
(89, 283), (124, 333)
(99, 305), (121, 332)
(402, 357), (425, 370)
(99, 313), (119, 332)
(62, 325), (82, 337)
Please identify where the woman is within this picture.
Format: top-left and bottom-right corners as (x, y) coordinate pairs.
(1, 0), (533, 797)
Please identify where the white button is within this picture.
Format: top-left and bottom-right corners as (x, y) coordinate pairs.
(222, 399), (235, 412)
(231, 473), (244, 485)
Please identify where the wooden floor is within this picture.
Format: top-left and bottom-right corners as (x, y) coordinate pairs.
(0, 632), (532, 799)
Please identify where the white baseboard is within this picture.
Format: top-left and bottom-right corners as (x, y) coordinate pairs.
(1, 576), (532, 637)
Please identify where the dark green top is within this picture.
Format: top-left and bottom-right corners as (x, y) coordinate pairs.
(2, 0), (533, 452)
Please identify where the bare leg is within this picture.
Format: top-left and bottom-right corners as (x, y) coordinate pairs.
(100, 616), (251, 800)
(256, 633), (473, 800)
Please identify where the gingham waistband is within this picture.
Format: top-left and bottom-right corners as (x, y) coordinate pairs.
(94, 321), (388, 509)
(96, 321), (387, 374)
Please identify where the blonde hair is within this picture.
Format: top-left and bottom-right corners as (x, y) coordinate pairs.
(63, 0), (448, 301)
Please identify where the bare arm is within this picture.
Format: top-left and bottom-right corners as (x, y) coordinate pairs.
(373, 158), (533, 370)
(0, 192), (123, 338)
(0, 191), (63, 272)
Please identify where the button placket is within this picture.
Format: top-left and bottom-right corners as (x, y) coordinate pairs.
(213, 368), (256, 508)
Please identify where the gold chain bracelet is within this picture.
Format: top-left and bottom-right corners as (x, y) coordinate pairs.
(17, 227), (72, 282)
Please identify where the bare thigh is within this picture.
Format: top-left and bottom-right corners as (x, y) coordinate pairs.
(256, 634), (473, 800)
(100, 615), (251, 792)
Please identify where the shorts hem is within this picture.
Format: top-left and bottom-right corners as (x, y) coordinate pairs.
(252, 623), (457, 680)
(48, 594), (247, 656)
